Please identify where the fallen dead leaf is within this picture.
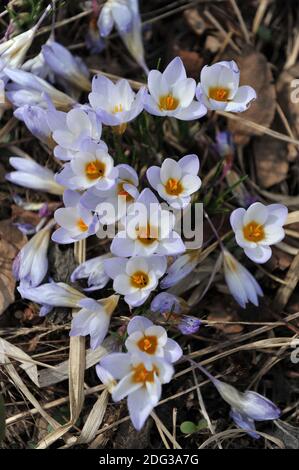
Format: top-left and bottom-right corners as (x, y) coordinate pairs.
(0, 219), (27, 315)
(228, 49), (276, 145)
(253, 135), (289, 188)
(277, 64), (299, 139)
(184, 8), (207, 36)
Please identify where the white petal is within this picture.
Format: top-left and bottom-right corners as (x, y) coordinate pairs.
(104, 257), (127, 279)
(230, 208), (246, 231)
(163, 57), (186, 86)
(180, 174), (201, 195)
(146, 166), (161, 190)
(174, 100), (207, 120)
(112, 374), (141, 402)
(164, 338), (183, 363)
(263, 225), (285, 245)
(100, 352), (132, 379)
(244, 245), (272, 264)
(127, 387), (155, 430)
(172, 78), (196, 108)
(147, 70), (168, 102)
(178, 154), (199, 175)
(225, 86), (256, 112)
(244, 202), (268, 225)
(126, 257), (149, 276)
(266, 204), (288, 226)
(114, 274), (136, 295)
(160, 158), (182, 184)
(110, 232), (135, 257)
(148, 255), (167, 277)
(127, 316), (153, 335)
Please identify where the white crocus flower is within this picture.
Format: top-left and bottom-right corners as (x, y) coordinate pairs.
(196, 60), (256, 112)
(125, 316), (182, 362)
(98, 352), (174, 430)
(5, 68), (75, 110)
(82, 163), (139, 224)
(52, 190), (99, 244)
(89, 75), (146, 134)
(147, 154), (201, 209)
(0, 6), (51, 70)
(230, 202), (288, 264)
(70, 253), (112, 292)
(13, 219), (55, 287)
(70, 294), (119, 349)
(48, 107), (103, 161)
(56, 139), (118, 191)
(223, 250), (263, 308)
(98, 0), (134, 37)
(110, 189), (185, 257)
(6, 157), (64, 195)
(144, 57), (207, 120)
(104, 256), (167, 307)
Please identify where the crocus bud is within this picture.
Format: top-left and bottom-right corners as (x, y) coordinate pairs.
(14, 104), (54, 147)
(42, 41), (91, 92)
(177, 316), (201, 335)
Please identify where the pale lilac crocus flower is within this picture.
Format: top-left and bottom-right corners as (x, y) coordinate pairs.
(223, 250), (263, 308)
(71, 253), (112, 291)
(144, 57), (207, 120)
(13, 219), (55, 287)
(191, 360), (280, 439)
(82, 163), (139, 224)
(89, 75), (146, 134)
(56, 138), (118, 191)
(147, 154), (201, 209)
(52, 190), (99, 244)
(18, 281), (119, 349)
(160, 251), (200, 289)
(42, 41), (91, 92)
(98, 352), (174, 430)
(110, 189), (185, 257)
(125, 316), (182, 363)
(6, 157), (64, 196)
(104, 255), (167, 307)
(48, 107), (103, 161)
(14, 104), (54, 147)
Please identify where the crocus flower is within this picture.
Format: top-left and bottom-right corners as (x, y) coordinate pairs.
(125, 315), (182, 362)
(150, 292), (183, 315)
(52, 190), (99, 244)
(42, 41), (91, 92)
(89, 75), (146, 133)
(144, 57), (207, 120)
(160, 251), (199, 289)
(14, 104), (54, 147)
(196, 60), (256, 112)
(18, 281), (86, 315)
(223, 250), (263, 308)
(18, 281), (119, 348)
(70, 253), (112, 291)
(48, 107), (103, 161)
(178, 316), (201, 335)
(70, 294), (119, 349)
(82, 163), (139, 224)
(192, 361), (280, 439)
(56, 139), (118, 191)
(5, 68), (76, 110)
(13, 219), (55, 287)
(104, 255), (167, 307)
(110, 189), (185, 257)
(230, 202), (288, 264)
(86, 17), (105, 54)
(97, 1), (147, 73)
(98, 0), (134, 37)
(6, 157), (64, 195)
(0, 6), (50, 70)
(98, 352), (174, 430)
(147, 154), (201, 209)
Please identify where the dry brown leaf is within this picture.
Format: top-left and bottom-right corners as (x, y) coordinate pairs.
(0, 219), (27, 315)
(184, 8), (207, 36)
(253, 135), (289, 188)
(207, 312), (243, 334)
(174, 48), (203, 79)
(228, 50), (276, 144)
